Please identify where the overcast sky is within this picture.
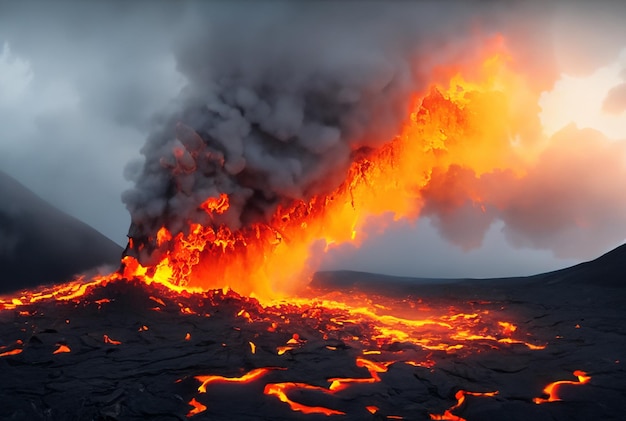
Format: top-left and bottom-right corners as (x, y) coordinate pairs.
(1, 1), (625, 279)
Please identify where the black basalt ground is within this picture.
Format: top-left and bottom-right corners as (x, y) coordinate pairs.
(0, 246), (624, 420)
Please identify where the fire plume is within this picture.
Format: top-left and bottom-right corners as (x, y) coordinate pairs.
(120, 47), (547, 300)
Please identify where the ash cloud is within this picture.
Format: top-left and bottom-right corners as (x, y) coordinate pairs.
(121, 1), (498, 263)
(119, 1), (626, 266)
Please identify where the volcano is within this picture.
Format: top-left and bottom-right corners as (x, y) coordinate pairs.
(1, 244), (624, 420)
(2, 5), (626, 419)
(0, 171), (122, 294)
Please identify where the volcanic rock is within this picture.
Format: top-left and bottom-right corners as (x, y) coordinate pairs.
(0, 245), (624, 420)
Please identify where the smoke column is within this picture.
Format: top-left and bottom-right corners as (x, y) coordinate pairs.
(121, 2), (626, 290)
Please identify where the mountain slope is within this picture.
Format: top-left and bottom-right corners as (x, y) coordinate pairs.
(312, 242), (626, 294)
(0, 170), (123, 293)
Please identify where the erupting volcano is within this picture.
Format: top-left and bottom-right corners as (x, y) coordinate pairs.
(1, 2), (626, 420)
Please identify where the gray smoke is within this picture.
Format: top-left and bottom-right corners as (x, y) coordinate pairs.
(120, 1), (626, 266)
(120, 2), (497, 264)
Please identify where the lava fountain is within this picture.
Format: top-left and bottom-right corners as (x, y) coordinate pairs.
(119, 41), (554, 300)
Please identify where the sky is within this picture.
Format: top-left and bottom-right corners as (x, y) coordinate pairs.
(1, 1), (625, 280)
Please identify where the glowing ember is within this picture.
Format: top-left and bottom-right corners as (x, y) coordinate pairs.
(103, 335), (122, 345)
(53, 344), (71, 354)
(0, 348), (23, 357)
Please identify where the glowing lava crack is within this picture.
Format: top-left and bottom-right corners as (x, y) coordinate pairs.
(0, 276), (600, 420)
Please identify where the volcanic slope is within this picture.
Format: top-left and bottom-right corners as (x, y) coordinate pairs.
(0, 244), (624, 420)
(0, 170), (123, 293)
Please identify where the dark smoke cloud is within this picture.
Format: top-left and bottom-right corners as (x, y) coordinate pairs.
(121, 1), (505, 263)
(3, 1), (624, 277)
(120, 1), (626, 266)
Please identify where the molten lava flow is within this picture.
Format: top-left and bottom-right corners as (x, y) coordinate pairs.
(328, 356), (391, 392)
(186, 398), (207, 417)
(430, 390), (499, 421)
(263, 383), (346, 416)
(533, 371), (591, 404)
(0, 39), (600, 419)
(195, 368), (273, 393)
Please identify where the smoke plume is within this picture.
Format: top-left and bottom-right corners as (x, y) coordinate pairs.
(121, 1), (626, 273)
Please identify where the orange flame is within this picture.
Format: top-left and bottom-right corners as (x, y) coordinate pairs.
(200, 193), (229, 214)
(119, 43), (549, 301)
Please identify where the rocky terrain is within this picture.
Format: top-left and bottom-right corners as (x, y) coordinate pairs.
(0, 244), (624, 420)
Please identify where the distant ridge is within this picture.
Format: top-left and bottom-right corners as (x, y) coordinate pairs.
(536, 242), (626, 287)
(0, 170), (123, 293)
(313, 243), (626, 292)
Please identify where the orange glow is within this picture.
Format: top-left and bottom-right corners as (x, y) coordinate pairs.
(195, 368), (272, 393)
(430, 390), (498, 421)
(116, 43), (549, 300)
(200, 193), (229, 214)
(533, 371), (591, 404)
(366, 406), (379, 414)
(103, 335), (122, 345)
(156, 227), (172, 247)
(0, 348), (23, 357)
(53, 344), (71, 354)
(0, 38), (592, 420)
(186, 398), (207, 417)
(498, 321), (517, 334)
(263, 383), (345, 416)
(328, 357), (391, 392)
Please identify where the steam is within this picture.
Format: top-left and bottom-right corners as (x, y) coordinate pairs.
(422, 125), (626, 259)
(122, 1), (626, 267)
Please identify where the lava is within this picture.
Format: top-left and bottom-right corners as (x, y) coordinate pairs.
(430, 390), (499, 421)
(0, 36), (600, 419)
(118, 42), (550, 300)
(52, 344), (71, 354)
(533, 371), (591, 404)
(195, 368), (275, 393)
(186, 398), (207, 417)
(103, 334), (122, 345)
